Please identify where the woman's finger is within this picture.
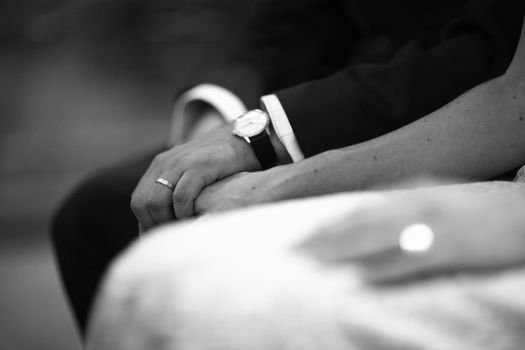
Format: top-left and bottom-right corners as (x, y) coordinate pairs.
(356, 223), (444, 283)
(356, 244), (437, 283)
(299, 207), (406, 262)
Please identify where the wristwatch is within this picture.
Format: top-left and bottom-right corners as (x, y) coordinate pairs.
(232, 109), (277, 169)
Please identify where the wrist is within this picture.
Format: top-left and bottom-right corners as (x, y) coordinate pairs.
(231, 110), (278, 170)
(260, 163), (308, 202)
(226, 123), (262, 172)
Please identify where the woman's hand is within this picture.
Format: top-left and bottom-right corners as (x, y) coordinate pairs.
(300, 182), (525, 283)
(194, 169), (284, 215)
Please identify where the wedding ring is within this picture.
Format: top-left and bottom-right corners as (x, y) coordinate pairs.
(399, 223), (434, 254)
(155, 177), (175, 191)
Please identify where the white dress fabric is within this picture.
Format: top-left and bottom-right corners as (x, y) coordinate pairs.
(88, 181), (525, 350)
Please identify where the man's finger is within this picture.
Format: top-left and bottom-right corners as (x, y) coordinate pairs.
(145, 177), (178, 225)
(172, 170), (208, 219)
(129, 155), (163, 231)
(130, 196), (156, 232)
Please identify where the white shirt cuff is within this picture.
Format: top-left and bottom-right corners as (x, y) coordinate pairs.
(169, 84), (248, 145)
(260, 94), (305, 162)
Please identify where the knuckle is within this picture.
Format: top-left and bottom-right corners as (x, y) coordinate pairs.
(130, 198), (142, 213)
(152, 154), (161, 164)
(153, 152), (168, 164)
(178, 154), (206, 170)
(145, 196), (163, 211)
(176, 157), (190, 170)
(172, 189), (190, 204)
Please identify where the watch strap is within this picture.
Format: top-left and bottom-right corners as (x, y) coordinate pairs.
(250, 131), (278, 170)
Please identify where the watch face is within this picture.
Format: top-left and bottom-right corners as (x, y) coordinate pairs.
(233, 109), (269, 137)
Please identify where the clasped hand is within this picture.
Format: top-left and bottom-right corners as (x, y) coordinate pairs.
(130, 125), (260, 231)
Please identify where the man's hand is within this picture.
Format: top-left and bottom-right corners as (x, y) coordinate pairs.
(131, 124), (260, 231)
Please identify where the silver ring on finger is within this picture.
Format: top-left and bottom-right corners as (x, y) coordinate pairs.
(155, 177), (175, 191)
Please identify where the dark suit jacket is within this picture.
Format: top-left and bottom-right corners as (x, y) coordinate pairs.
(196, 0), (525, 158)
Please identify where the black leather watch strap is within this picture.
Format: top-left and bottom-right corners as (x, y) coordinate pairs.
(250, 131), (278, 170)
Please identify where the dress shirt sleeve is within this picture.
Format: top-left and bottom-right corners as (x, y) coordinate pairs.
(260, 94), (304, 162)
(168, 84), (247, 146)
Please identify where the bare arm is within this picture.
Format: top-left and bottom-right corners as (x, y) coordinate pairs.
(262, 17), (525, 200)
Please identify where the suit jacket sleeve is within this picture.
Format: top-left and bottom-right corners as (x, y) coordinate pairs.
(276, 0), (525, 157)
(190, 0), (524, 158)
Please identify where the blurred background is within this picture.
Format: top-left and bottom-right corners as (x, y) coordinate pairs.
(0, 0), (249, 348)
